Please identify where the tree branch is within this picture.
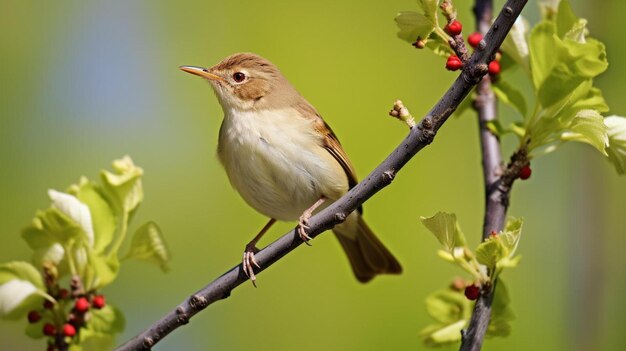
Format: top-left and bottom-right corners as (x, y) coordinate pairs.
(114, 1), (527, 350)
(459, 0), (520, 350)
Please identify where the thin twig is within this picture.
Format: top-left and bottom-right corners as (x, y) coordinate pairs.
(114, 1), (527, 350)
(459, 0), (519, 350)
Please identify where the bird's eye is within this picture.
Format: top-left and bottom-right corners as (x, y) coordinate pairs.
(232, 72), (246, 83)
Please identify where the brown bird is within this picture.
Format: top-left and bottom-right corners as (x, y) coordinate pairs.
(180, 53), (401, 284)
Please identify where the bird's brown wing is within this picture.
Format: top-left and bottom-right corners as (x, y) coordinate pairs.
(295, 101), (362, 213)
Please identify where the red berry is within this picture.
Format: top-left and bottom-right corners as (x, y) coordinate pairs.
(58, 288), (69, 299)
(63, 323), (76, 337)
(43, 323), (56, 336)
(467, 32), (483, 48)
(446, 55), (463, 71)
(74, 297), (90, 313)
(488, 60), (501, 76)
(464, 285), (480, 300)
(92, 295), (105, 309)
(43, 299), (54, 309)
(445, 20), (463, 36)
(519, 165), (532, 180)
(27, 310), (41, 323)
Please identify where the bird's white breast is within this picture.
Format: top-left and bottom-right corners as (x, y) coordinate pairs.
(217, 107), (348, 221)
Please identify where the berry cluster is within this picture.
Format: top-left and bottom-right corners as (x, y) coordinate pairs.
(27, 265), (106, 350)
(466, 31), (502, 77)
(440, 23), (503, 78)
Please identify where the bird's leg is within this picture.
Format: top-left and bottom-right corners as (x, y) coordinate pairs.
(243, 218), (276, 287)
(298, 197), (326, 245)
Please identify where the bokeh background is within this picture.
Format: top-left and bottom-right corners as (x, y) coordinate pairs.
(1, 0), (625, 350)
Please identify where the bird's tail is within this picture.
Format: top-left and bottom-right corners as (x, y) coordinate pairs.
(332, 214), (402, 283)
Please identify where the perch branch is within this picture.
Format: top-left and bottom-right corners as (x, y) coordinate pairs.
(115, 1), (527, 350)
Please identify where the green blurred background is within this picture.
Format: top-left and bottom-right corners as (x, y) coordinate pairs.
(1, 0), (625, 350)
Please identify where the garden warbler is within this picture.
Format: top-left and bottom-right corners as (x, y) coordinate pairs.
(180, 53), (401, 284)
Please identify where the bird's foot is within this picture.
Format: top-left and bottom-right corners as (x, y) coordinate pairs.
(242, 243), (260, 287)
(297, 213), (313, 246)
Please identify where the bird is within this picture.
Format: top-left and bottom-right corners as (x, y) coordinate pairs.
(180, 53), (401, 284)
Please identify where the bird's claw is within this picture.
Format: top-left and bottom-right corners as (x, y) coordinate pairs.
(297, 217), (313, 245)
(242, 245), (260, 287)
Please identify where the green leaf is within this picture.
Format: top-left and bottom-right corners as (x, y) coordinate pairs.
(395, 11), (435, 43)
(69, 178), (117, 254)
(75, 329), (116, 351)
(529, 21), (558, 92)
(85, 253), (120, 290)
(498, 255), (522, 269)
(536, 36), (607, 107)
(48, 189), (94, 247)
(493, 79), (528, 117)
(475, 239), (505, 272)
(529, 7), (608, 109)
(560, 109), (608, 155)
(477, 219), (523, 274)
(22, 224), (56, 251)
(419, 0), (439, 22)
(501, 16), (530, 72)
(487, 280), (515, 337)
(425, 37), (453, 57)
(124, 222), (170, 272)
(100, 156), (144, 216)
(22, 207), (88, 277)
(500, 218), (523, 257)
(425, 289), (471, 325)
(73, 306), (125, 350)
(0, 262), (45, 289)
(22, 223), (69, 275)
(421, 320), (466, 346)
(420, 212), (466, 252)
(605, 115), (626, 174)
(35, 208), (84, 245)
(87, 304), (126, 334)
(395, 1), (446, 54)
(555, 0), (578, 38)
(527, 80), (609, 157)
(0, 262), (46, 319)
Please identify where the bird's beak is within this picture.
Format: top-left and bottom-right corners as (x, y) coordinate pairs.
(179, 66), (225, 81)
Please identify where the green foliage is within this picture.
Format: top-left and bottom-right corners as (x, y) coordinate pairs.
(124, 221), (170, 272)
(420, 281), (515, 345)
(0, 157), (169, 349)
(420, 212), (466, 252)
(394, 0), (452, 57)
(498, 0), (625, 172)
(419, 213), (521, 347)
(0, 262), (48, 320)
(396, 0), (626, 174)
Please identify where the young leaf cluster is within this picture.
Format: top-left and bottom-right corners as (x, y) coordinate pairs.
(395, 0), (454, 56)
(0, 157), (170, 350)
(497, 0), (626, 172)
(418, 212), (522, 346)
